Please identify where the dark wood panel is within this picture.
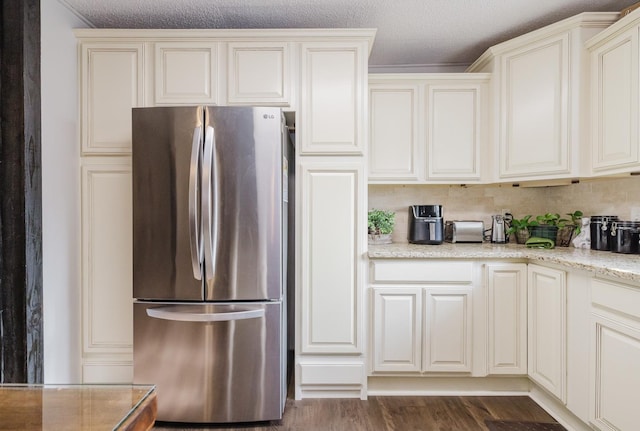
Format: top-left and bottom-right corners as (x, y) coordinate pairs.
(153, 396), (559, 431)
(0, 0), (43, 383)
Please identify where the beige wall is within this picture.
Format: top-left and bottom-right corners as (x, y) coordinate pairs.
(369, 176), (640, 243)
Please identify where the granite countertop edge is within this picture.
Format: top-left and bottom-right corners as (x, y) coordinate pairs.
(367, 243), (640, 283)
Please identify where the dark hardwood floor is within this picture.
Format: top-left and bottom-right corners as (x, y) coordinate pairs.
(153, 396), (560, 431)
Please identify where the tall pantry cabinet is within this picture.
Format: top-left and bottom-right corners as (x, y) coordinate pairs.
(76, 29), (376, 399)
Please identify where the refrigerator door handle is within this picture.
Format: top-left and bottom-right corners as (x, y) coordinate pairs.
(202, 125), (217, 283)
(188, 126), (203, 280)
(146, 306), (265, 322)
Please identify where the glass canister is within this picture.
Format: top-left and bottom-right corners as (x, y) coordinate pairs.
(590, 215), (619, 251)
(610, 221), (640, 254)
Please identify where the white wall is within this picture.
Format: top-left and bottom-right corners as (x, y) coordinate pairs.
(41, 0), (88, 383)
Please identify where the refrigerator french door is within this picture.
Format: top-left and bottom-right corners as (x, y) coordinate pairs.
(132, 106), (288, 423)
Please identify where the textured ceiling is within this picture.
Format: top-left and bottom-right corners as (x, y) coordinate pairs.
(59, 0), (639, 70)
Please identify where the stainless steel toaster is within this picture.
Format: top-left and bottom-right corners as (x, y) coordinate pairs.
(444, 220), (484, 243)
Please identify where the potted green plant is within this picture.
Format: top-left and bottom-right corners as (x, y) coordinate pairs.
(506, 215), (534, 244)
(529, 213), (561, 242)
(368, 209), (395, 245)
(555, 210), (584, 247)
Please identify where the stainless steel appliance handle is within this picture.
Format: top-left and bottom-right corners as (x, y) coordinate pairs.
(202, 126), (217, 282)
(188, 126), (203, 280)
(146, 307), (265, 322)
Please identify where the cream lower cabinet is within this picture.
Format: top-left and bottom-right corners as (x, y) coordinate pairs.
(370, 260), (475, 375)
(368, 74), (488, 183)
(486, 263), (527, 375)
(587, 14), (640, 176)
(590, 278), (640, 431)
(372, 288), (422, 372)
(528, 264), (567, 402)
(80, 158), (133, 383)
(372, 286), (473, 374)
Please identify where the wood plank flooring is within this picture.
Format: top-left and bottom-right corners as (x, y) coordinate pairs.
(153, 396), (560, 431)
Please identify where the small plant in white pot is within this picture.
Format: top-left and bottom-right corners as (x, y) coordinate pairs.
(368, 209), (395, 245)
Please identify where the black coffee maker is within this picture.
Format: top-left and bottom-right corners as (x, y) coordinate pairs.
(408, 205), (444, 244)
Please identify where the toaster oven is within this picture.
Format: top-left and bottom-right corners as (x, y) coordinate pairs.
(444, 221), (484, 243)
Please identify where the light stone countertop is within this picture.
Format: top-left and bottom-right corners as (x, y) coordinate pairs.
(368, 242), (640, 283)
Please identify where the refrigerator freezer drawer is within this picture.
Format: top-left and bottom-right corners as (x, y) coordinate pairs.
(133, 301), (284, 423)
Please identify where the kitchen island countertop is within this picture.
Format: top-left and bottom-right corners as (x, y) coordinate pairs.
(368, 242), (640, 283)
(0, 384), (156, 431)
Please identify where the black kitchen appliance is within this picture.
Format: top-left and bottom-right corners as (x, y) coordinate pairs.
(590, 215), (619, 251)
(408, 205), (444, 244)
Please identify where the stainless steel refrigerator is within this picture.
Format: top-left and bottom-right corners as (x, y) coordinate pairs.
(131, 106), (291, 423)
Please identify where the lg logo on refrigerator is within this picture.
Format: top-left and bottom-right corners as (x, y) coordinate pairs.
(263, 114), (276, 119)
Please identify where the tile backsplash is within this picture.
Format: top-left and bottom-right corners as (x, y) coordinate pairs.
(369, 177), (640, 243)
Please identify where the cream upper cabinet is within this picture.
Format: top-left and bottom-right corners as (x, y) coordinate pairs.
(486, 263), (528, 375)
(154, 42), (219, 105)
(300, 42), (368, 155)
(528, 264), (567, 403)
(468, 13), (617, 182)
(499, 34), (570, 179)
(587, 11), (640, 175)
(368, 74), (488, 184)
(227, 42), (292, 106)
(368, 81), (421, 181)
(426, 81), (486, 181)
(80, 43), (144, 155)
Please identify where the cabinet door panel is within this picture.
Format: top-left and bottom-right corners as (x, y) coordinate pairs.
(227, 42), (290, 106)
(427, 84), (483, 180)
(81, 44), (144, 154)
(591, 317), (640, 431)
(154, 42), (218, 105)
(487, 264), (527, 375)
(300, 162), (364, 353)
(423, 288), (472, 372)
(591, 28), (639, 172)
(81, 160), (133, 382)
(300, 44), (366, 154)
(372, 288), (422, 372)
(369, 85), (420, 181)
(528, 264), (566, 401)
(500, 35), (569, 177)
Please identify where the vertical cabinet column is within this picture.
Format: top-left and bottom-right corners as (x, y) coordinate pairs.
(81, 159), (133, 383)
(486, 263), (528, 375)
(295, 35), (372, 399)
(528, 264), (567, 402)
(296, 160), (367, 399)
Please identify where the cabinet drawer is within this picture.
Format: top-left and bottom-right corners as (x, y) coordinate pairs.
(592, 278), (640, 321)
(371, 260), (473, 283)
